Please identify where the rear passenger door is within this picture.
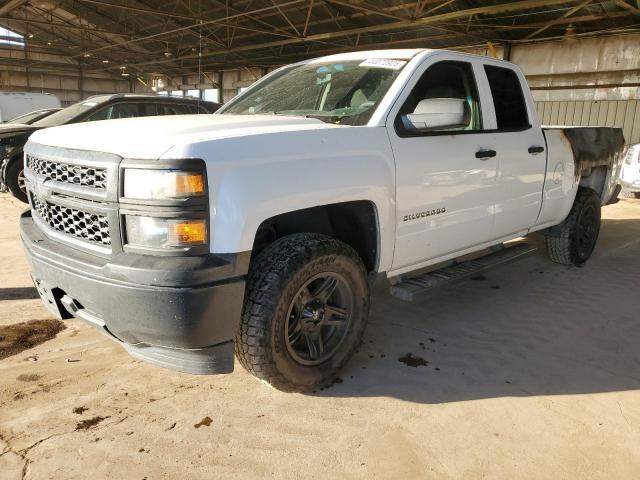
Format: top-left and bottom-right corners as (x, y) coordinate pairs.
(481, 64), (547, 238)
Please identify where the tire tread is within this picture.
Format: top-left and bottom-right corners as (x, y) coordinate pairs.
(545, 188), (600, 265)
(235, 233), (368, 392)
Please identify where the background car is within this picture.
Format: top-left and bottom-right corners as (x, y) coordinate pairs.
(621, 143), (640, 199)
(3, 108), (62, 126)
(0, 94), (220, 202)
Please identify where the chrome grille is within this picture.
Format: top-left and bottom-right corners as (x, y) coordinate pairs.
(26, 155), (107, 189)
(30, 193), (111, 246)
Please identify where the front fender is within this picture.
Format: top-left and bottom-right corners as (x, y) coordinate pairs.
(164, 126), (397, 272)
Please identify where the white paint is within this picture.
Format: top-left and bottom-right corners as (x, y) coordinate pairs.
(25, 49), (621, 278)
(29, 114), (337, 159)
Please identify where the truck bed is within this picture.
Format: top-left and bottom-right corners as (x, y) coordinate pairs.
(542, 126), (625, 205)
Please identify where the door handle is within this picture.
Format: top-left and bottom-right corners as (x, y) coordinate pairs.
(528, 146), (545, 155)
(476, 149), (496, 160)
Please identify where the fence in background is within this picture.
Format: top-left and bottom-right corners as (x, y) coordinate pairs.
(535, 100), (640, 145)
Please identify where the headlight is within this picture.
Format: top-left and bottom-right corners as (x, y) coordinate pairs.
(125, 216), (207, 249)
(124, 169), (205, 199)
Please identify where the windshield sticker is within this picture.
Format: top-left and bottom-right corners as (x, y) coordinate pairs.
(359, 59), (406, 70)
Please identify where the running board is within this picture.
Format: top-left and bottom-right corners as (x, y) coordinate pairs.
(389, 243), (538, 302)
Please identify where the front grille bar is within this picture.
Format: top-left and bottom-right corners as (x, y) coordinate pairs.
(26, 155), (107, 189)
(30, 193), (111, 246)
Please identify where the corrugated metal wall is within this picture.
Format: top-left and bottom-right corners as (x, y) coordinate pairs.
(535, 100), (640, 145)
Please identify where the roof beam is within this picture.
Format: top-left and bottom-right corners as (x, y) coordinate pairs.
(71, 0), (308, 58)
(525, 0), (593, 39)
(416, 0), (455, 19)
(124, 0), (589, 68)
(0, 0), (27, 16)
(100, 7), (634, 72)
(303, 0), (314, 37)
(611, 0), (640, 15)
(270, 0), (302, 36)
(0, 15), (132, 37)
(325, 0), (409, 21)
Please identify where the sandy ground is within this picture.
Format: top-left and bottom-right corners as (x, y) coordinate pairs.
(1, 192), (640, 480)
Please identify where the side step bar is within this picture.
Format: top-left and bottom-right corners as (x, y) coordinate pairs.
(389, 243), (538, 302)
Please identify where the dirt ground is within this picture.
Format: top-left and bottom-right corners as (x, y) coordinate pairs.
(1, 192), (640, 480)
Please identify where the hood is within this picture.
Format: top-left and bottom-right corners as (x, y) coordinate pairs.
(27, 114), (338, 159)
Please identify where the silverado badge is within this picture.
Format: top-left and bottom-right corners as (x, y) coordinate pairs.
(403, 208), (446, 222)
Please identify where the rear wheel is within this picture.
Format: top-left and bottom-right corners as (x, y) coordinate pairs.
(6, 159), (28, 203)
(621, 188), (640, 199)
(545, 188), (601, 265)
(235, 233), (370, 392)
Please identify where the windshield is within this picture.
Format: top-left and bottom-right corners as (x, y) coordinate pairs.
(33, 96), (111, 127)
(221, 59), (407, 126)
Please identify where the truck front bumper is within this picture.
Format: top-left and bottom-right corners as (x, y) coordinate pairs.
(20, 210), (248, 375)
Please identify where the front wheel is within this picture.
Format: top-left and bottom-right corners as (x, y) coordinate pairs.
(6, 159), (28, 203)
(235, 233), (370, 392)
(545, 188), (601, 265)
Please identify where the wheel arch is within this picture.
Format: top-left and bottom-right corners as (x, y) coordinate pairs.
(251, 200), (381, 273)
(579, 165), (612, 204)
(3, 149), (24, 177)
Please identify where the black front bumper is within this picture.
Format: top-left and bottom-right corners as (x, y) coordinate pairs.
(21, 210), (248, 374)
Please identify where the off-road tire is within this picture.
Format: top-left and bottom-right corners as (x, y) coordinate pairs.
(235, 233), (370, 392)
(621, 188), (640, 199)
(6, 159), (28, 203)
(545, 188), (601, 265)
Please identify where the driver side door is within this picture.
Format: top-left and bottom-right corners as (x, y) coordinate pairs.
(388, 58), (498, 273)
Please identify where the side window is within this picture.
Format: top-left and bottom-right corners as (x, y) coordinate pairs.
(396, 61), (482, 135)
(85, 106), (111, 122)
(157, 103), (188, 115)
(109, 103), (142, 119)
(154, 104), (169, 116)
(484, 65), (529, 130)
(142, 103), (159, 116)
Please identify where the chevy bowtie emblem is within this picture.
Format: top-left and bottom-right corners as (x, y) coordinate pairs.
(33, 181), (51, 199)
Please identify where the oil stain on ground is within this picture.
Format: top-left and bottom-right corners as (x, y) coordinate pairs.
(398, 353), (428, 367)
(194, 416), (213, 428)
(16, 373), (42, 382)
(0, 319), (66, 360)
(75, 416), (108, 431)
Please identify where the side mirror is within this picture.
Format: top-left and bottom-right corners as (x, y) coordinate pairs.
(401, 98), (470, 132)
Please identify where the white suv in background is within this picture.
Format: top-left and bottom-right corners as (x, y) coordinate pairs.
(621, 143), (640, 199)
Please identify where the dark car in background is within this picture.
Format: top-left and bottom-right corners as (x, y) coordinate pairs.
(3, 108), (62, 126)
(0, 94), (220, 202)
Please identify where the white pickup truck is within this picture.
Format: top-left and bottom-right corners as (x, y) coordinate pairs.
(20, 49), (624, 392)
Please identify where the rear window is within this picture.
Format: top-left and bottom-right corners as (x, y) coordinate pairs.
(484, 65), (529, 130)
(157, 103), (191, 115)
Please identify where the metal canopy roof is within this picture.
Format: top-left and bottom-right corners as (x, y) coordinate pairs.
(1, 0), (639, 78)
